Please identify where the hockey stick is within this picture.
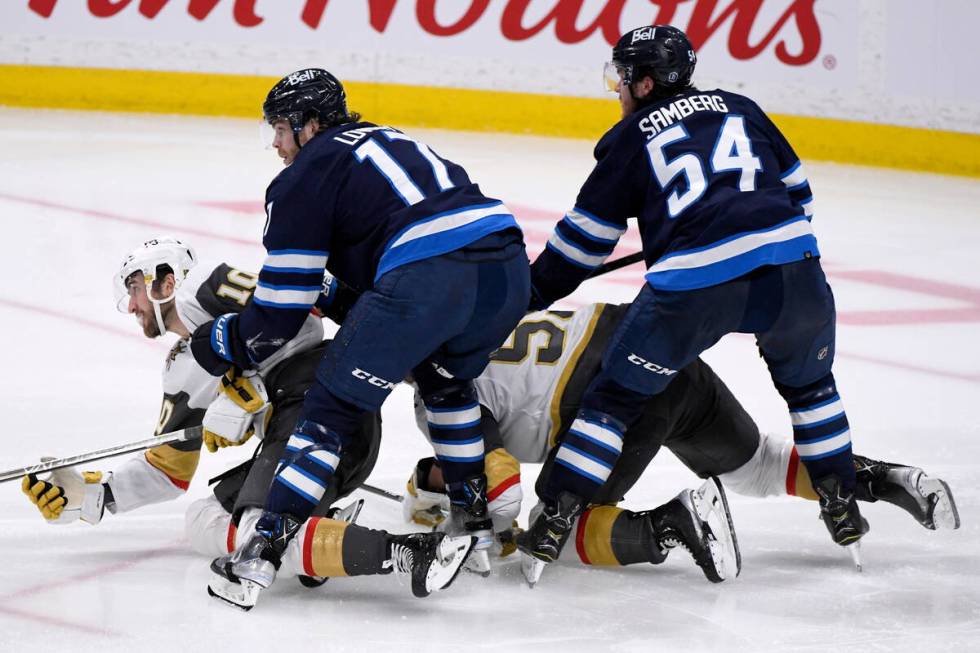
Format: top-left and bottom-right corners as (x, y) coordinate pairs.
(359, 482), (404, 503)
(586, 251), (643, 278)
(0, 426), (203, 484)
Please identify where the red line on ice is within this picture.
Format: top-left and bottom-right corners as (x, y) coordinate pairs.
(0, 543), (185, 637)
(0, 604), (119, 637)
(0, 296), (154, 344)
(4, 192), (979, 329)
(0, 192), (260, 249)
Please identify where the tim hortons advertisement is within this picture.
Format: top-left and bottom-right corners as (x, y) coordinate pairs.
(7, 1), (859, 93)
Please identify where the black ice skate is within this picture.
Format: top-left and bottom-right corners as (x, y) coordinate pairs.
(207, 511), (302, 611)
(445, 473), (495, 576)
(385, 532), (476, 598)
(515, 491), (584, 588)
(648, 477), (741, 583)
(814, 475), (869, 571)
(853, 455), (960, 530)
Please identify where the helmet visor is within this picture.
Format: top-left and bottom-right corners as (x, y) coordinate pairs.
(603, 61), (626, 93)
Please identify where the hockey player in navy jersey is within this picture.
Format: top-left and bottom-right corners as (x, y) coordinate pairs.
(402, 304), (958, 584)
(520, 25), (868, 579)
(188, 69), (530, 607)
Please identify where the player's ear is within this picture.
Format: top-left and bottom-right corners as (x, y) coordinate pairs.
(162, 272), (177, 296)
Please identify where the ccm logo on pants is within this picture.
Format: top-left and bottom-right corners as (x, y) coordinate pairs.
(351, 368), (397, 390)
(627, 354), (677, 376)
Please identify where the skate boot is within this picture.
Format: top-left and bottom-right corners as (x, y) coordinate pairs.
(648, 477), (741, 583)
(386, 532), (476, 598)
(853, 455), (960, 530)
(515, 491), (584, 587)
(298, 499), (366, 589)
(207, 511), (302, 611)
(445, 474), (494, 576)
(814, 475), (869, 571)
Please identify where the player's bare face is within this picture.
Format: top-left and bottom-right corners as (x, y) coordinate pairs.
(124, 274), (161, 339)
(272, 121), (301, 166)
(272, 119), (319, 166)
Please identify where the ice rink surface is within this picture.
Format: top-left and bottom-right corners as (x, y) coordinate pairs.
(0, 108), (978, 652)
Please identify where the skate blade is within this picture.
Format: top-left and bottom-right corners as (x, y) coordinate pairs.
(333, 498), (364, 524)
(463, 548), (491, 577)
(695, 476), (741, 580)
(207, 576), (263, 611)
(919, 476), (960, 530)
(429, 535), (477, 594)
(845, 541), (863, 573)
(520, 552), (546, 588)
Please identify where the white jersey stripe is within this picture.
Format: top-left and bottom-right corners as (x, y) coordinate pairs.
(791, 398), (844, 427)
(387, 203), (509, 250)
(547, 232), (609, 268)
(568, 419), (623, 453)
(555, 447), (613, 484)
(565, 208), (627, 243)
(264, 251), (328, 271)
(254, 284), (320, 307)
(801, 197), (815, 217)
(646, 218), (814, 274)
(426, 405), (482, 427)
(307, 449), (340, 473)
(432, 438), (485, 460)
(285, 433), (315, 452)
(796, 430), (851, 459)
(278, 466), (327, 502)
(781, 161), (807, 188)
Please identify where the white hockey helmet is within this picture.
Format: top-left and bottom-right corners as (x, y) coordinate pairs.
(114, 236), (197, 335)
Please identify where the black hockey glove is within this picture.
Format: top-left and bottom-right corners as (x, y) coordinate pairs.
(190, 313), (249, 376)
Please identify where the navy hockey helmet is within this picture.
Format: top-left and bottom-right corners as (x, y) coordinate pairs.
(606, 25), (696, 92)
(263, 68), (349, 134)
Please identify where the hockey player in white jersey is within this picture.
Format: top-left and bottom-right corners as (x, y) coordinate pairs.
(405, 303), (960, 584)
(21, 236), (475, 608)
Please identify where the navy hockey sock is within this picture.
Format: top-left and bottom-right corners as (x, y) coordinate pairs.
(264, 421), (343, 520)
(543, 409), (625, 504)
(778, 375), (856, 491)
(422, 386), (485, 488)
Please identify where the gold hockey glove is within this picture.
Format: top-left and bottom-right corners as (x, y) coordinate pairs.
(22, 465), (106, 525)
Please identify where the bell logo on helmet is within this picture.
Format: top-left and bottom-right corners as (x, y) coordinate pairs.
(286, 69), (317, 86)
(631, 26), (655, 44)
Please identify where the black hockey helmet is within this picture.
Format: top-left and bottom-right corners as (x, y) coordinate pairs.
(608, 25), (696, 91)
(263, 68), (349, 134)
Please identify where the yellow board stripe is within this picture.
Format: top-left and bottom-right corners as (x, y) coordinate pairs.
(1, 64), (977, 177)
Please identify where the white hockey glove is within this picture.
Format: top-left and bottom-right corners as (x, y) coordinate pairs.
(21, 464), (107, 525)
(403, 457), (451, 527)
(202, 368), (271, 453)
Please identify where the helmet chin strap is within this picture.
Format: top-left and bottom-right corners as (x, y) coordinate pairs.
(148, 289), (176, 337)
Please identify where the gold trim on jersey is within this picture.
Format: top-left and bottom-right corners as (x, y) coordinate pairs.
(309, 519), (351, 578)
(578, 505), (624, 566)
(547, 303), (606, 448)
